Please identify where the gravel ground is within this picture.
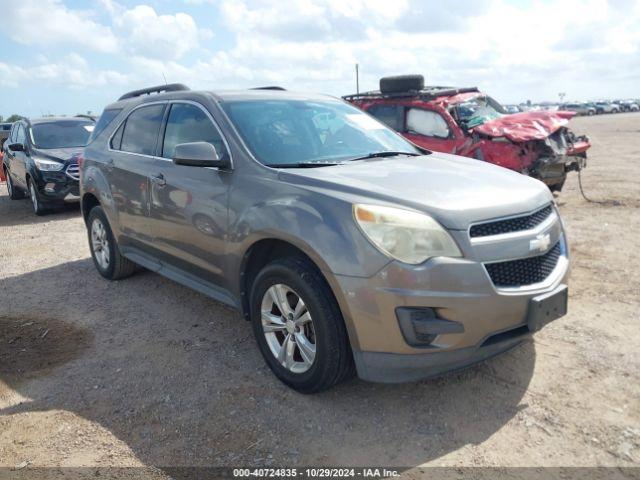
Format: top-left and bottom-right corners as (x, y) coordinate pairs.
(0, 113), (639, 476)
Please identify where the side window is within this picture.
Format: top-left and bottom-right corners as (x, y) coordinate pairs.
(15, 125), (27, 144)
(119, 104), (165, 156)
(367, 104), (402, 131)
(161, 103), (227, 159)
(9, 124), (17, 143)
(406, 108), (450, 139)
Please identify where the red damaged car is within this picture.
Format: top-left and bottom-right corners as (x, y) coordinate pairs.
(344, 75), (590, 191)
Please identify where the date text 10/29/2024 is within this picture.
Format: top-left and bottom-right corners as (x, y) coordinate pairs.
(233, 468), (400, 478)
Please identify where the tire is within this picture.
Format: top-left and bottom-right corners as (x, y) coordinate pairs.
(28, 178), (48, 215)
(549, 178), (566, 193)
(5, 168), (23, 200)
(249, 257), (353, 393)
(87, 206), (137, 280)
(588, 110), (594, 116)
(379, 74), (424, 94)
(612, 109), (619, 114)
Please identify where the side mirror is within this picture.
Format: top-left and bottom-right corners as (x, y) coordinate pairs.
(172, 142), (230, 169)
(8, 143), (25, 152)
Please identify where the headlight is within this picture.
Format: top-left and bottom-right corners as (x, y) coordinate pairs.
(354, 204), (462, 264)
(34, 158), (64, 171)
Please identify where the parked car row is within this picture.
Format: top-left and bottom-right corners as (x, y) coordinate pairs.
(503, 99), (639, 115)
(2, 79), (575, 393)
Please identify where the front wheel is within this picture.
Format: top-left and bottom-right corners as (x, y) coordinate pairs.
(87, 206), (137, 280)
(28, 179), (48, 215)
(250, 258), (353, 393)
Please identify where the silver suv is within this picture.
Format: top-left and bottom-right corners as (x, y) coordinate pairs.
(80, 84), (569, 392)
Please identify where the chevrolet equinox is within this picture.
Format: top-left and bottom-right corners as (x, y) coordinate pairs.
(80, 84), (569, 393)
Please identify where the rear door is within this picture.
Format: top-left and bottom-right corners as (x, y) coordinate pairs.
(108, 102), (166, 247)
(148, 101), (231, 289)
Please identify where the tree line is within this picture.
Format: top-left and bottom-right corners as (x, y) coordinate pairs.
(0, 114), (24, 123)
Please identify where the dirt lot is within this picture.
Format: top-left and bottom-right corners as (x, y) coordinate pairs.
(0, 113), (639, 476)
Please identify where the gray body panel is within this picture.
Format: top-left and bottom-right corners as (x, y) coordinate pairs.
(81, 88), (570, 383)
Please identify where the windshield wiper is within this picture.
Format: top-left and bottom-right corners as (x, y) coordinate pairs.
(268, 162), (342, 168)
(349, 151), (420, 161)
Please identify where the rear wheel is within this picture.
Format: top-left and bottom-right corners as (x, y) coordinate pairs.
(88, 206), (137, 280)
(250, 257), (353, 393)
(5, 169), (24, 200)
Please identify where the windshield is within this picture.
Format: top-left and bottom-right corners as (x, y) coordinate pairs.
(451, 95), (506, 129)
(30, 121), (94, 149)
(221, 99), (418, 166)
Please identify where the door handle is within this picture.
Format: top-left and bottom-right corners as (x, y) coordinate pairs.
(150, 173), (166, 186)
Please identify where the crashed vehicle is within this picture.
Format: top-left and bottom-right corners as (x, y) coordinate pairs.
(344, 75), (591, 191)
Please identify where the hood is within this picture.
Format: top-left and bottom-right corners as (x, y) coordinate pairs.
(279, 153), (552, 230)
(472, 111), (575, 142)
(33, 147), (83, 163)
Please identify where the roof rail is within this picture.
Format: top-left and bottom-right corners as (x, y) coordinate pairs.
(118, 83), (190, 101)
(250, 86), (286, 91)
(343, 86), (479, 102)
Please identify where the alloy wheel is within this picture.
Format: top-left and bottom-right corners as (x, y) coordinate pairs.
(260, 283), (316, 373)
(29, 182), (39, 213)
(91, 218), (111, 270)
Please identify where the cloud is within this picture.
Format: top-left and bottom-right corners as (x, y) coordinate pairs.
(1, 0), (209, 61)
(124, 0), (640, 103)
(2, 0), (118, 53)
(0, 54), (129, 89)
(112, 5), (205, 60)
(220, 0), (411, 42)
(1, 0), (639, 117)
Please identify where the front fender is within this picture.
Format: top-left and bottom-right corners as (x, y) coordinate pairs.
(230, 189), (390, 280)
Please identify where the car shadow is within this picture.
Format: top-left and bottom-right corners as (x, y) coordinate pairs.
(0, 259), (536, 469)
(0, 188), (80, 228)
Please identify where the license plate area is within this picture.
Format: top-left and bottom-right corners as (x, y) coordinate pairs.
(527, 285), (568, 332)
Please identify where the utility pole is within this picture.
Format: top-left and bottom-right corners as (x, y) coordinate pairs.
(355, 63), (359, 95)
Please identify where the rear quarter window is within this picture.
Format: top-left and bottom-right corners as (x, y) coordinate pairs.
(89, 108), (122, 142)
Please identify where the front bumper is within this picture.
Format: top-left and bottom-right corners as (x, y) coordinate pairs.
(334, 229), (569, 383)
(34, 169), (79, 203)
(354, 324), (530, 383)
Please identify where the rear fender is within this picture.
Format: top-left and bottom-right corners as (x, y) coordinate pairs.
(81, 164), (120, 234)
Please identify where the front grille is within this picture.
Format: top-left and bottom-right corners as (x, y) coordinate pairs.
(485, 241), (561, 287)
(470, 205), (553, 238)
(66, 163), (79, 180)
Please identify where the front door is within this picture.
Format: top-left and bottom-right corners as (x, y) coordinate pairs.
(402, 107), (461, 155)
(148, 101), (231, 289)
(11, 124), (29, 188)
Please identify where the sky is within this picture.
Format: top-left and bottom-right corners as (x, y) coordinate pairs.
(0, 0), (639, 118)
